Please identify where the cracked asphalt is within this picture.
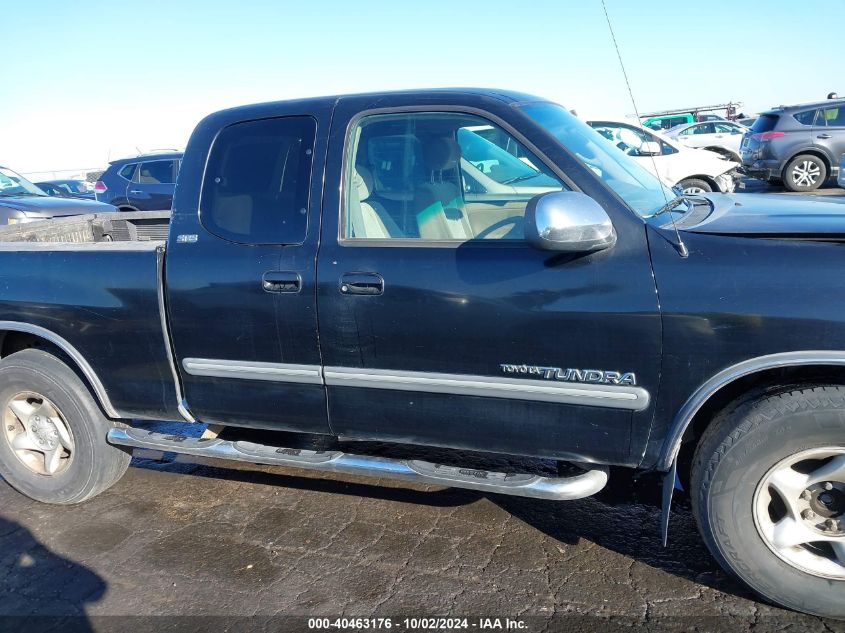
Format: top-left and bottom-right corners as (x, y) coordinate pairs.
(2, 425), (843, 633)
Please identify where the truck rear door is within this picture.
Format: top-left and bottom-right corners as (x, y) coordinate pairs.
(166, 104), (330, 433)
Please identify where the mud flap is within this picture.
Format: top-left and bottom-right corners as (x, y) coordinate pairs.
(661, 460), (678, 547)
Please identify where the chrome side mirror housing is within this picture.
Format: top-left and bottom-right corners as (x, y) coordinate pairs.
(525, 191), (617, 253)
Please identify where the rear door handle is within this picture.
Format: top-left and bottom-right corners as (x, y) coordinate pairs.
(262, 271), (301, 293)
(129, 190), (143, 194)
(817, 133), (832, 139)
(340, 272), (384, 296)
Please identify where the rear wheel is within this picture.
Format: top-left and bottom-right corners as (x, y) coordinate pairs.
(0, 349), (130, 504)
(783, 155), (827, 192)
(678, 178), (712, 195)
(691, 386), (845, 618)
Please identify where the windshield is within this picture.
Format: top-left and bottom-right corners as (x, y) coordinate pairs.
(0, 167), (47, 197)
(520, 103), (676, 217)
(456, 127), (560, 187)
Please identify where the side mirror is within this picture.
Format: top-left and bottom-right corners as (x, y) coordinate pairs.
(638, 141), (662, 156)
(525, 192), (617, 253)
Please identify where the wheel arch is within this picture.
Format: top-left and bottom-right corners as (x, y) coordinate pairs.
(659, 351), (845, 475)
(782, 149), (832, 176)
(0, 322), (120, 419)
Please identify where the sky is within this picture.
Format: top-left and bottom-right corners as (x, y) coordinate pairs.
(2, 0), (842, 177)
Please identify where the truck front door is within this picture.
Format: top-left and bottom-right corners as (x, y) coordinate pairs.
(166, 106), (330, 434)
(316, 96), (661, 465)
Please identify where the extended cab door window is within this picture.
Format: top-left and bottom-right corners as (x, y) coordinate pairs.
(201, 117), (315, 245)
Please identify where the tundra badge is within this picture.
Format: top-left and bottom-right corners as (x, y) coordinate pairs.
(500, 363), (637, 386)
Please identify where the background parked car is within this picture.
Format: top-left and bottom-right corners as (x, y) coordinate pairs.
(34, 179), (95, 199)
(95, 152), (182, 211)
(741, 98), (845, 191)
(0, 165), (115, 225)
(588, 120), (738, 194)
(666, 120), (747, 162)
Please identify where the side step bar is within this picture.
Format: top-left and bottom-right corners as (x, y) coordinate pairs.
(107, 428), (608, 501)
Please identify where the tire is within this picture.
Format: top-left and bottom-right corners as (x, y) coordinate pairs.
(691, 386), (845, 618)
(678, 178), (712, 194)
(783, 155), (827, 192)
(0, 349), (130, 504)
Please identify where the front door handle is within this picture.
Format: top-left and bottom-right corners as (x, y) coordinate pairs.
(129, 190), (143, 194)
(817, 133), (832, 139)
(262, 271), (301, 293)
(340, 272), (384, 296)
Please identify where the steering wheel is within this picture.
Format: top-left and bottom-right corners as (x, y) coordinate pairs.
(474, 216), (523, 240)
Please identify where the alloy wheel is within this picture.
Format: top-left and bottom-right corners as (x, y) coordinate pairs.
(3, 391), (74, 476)
(791, 160), (822, 188)
(753, 447), (845, 579)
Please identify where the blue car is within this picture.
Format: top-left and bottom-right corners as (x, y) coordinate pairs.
(94, 152), (182, 211)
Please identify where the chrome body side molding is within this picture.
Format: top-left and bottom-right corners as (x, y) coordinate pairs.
(658, 350), (845, 470)
(324, 366), (650, 411)
(156, 246), (196, 423)
(182, 358), (324, 385)
(178, 359), (650, 410)
(0, 320), (120, 419)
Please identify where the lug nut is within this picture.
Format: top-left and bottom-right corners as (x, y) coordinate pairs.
(822, 482), (834, 491)
(800, 490), (812, 501)
(824, 518), (839, 531)
(802, 509), (816, 520)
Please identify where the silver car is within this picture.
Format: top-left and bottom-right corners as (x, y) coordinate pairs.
(667, 120), (748, 163)
(0, 165), (114, 225)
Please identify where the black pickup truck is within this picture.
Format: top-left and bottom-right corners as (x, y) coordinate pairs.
(0, 89), (843, 618)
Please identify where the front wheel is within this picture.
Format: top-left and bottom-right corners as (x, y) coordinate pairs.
(783, 155), (827, 192)
(678, 178), (713, 195)
(0, 349), (130, 504)
(691, 386), (845, 618)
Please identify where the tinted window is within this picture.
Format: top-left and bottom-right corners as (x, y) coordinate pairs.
(201, 116), (316, 245)
(118, 163), (137, 180)
(751, 114), (780, 133)
(137, 160), (178, 184)
(793, 110), (818, 126)
(343, 112), (565, 242)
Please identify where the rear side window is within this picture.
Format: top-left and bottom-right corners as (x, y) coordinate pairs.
(137, 160), (178, 184)
(200, 116), (316, 245)
(751, 114), (780, 133)
(793, 110), (818, 126)
(118, 163), (137, 180)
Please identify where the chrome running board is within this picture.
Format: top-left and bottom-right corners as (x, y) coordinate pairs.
(107, 428), (608, 501)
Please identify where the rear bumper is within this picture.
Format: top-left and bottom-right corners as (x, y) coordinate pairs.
(741, 158), (781, 181)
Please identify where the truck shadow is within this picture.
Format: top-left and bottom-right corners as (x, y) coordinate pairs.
(0, 514), (104, 632)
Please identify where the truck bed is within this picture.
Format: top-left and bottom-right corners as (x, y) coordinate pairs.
(0, 213), (178, 419)
(0, 211), (170, 244)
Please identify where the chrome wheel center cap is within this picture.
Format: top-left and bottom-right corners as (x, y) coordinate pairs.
(29, 416), (59, 449)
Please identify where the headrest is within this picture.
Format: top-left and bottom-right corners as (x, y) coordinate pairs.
(352, 165), (374, 201)
(422, 137), (460, 171)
